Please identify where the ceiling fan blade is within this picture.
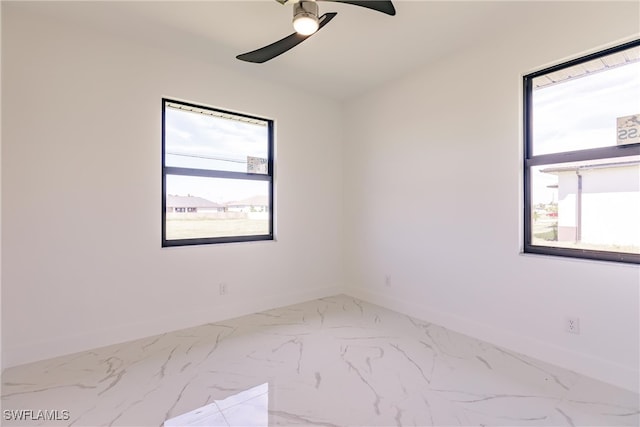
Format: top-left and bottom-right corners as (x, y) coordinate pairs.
(319, 0), (395, 15)
(237, 12), (337, 63)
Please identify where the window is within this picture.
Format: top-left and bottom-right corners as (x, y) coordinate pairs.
(162, 99), (274, 246)
(524, 40), (640, 264)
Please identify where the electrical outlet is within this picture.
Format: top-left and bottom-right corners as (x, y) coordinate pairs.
(565, 317), (580, 334)
(385, 275), (391, 287)
(219, 283), (228, 296)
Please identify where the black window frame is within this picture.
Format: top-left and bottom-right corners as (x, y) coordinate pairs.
(162, 98), (274, 247)
(523, 39), (640, 264)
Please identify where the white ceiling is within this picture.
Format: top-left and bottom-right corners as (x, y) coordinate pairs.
(10, 1), (576, 101)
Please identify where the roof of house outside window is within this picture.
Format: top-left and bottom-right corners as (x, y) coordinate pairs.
(227, 195), (268, 207)
(541, 159), (640, 174)
(167, 195), (222, 208)
(533, 46), (640, 89)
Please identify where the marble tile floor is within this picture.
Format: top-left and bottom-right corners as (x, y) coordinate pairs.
(1, 295), (638, 427)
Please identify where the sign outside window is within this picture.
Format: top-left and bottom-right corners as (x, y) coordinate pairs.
(617, 114), (640, 145)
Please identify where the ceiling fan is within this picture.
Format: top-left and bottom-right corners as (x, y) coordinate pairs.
(236, 0), (396, 63)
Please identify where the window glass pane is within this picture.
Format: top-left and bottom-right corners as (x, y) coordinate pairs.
(530, 156), (640, 254)
(165, 104), (270, 174)
(165, 175), (270, 240)
(531, 45), (640, 155)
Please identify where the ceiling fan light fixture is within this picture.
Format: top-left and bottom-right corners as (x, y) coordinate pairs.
(293, 1), (319, 35)
(236, 0), (396, 63)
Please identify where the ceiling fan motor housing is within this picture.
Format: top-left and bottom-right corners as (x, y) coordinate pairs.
(294, 1), (319, 22)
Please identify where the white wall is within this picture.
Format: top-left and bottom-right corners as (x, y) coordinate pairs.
(343, 2), (640, 392)
(1, 6), (344, 368)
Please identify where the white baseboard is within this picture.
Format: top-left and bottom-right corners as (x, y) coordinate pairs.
(2, 284), (345, 371)
(346, 287), (639, 394)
